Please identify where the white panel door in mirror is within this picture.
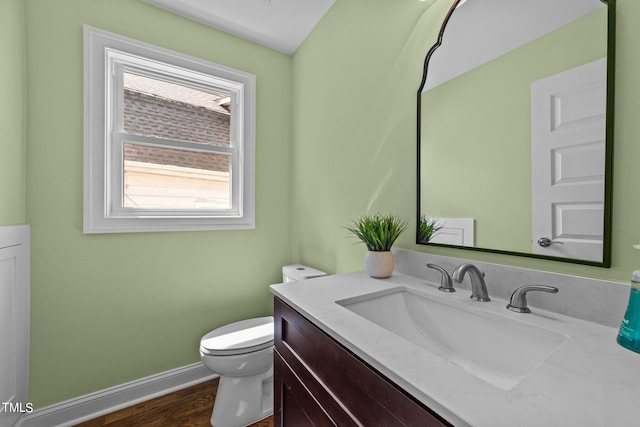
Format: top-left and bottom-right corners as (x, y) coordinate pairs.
(531, 58), (606, 262)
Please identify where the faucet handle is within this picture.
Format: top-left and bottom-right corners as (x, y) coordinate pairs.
(427, 264), (455, 292)
(507, 285), (559, 313)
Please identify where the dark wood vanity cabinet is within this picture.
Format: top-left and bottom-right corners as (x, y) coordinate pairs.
(274, 297), (451, 427)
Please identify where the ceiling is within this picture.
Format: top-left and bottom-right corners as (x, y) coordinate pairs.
(143, 0), (336, 55)
(424, 0), (604, 91)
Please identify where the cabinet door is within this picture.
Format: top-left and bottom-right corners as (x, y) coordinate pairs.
(274, 351), (338, 427)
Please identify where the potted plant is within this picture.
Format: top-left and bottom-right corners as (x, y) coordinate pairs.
(419, 216), (442, 243)
(346, 213), (408, 278)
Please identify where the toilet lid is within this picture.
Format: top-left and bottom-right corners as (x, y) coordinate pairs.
(200, 316), (274, 356)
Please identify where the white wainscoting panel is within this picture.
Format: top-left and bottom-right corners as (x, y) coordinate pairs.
(429, 218), (474, 247)
(0, 225), (30, 427)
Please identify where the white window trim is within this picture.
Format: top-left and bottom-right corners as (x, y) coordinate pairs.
(83, 26), (255, 233)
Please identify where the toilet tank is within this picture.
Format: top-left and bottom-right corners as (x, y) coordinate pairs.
(282, 264), (327, 283)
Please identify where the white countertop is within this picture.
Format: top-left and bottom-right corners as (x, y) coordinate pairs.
(270, 272), (640, 427)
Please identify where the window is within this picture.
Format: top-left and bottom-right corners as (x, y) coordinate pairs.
(84, 26), (255, 233)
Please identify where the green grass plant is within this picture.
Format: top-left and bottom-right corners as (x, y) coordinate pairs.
(419, 216), (442, 243)
(346, 213), (408, 252)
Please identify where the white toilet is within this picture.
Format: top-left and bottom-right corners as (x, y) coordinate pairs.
(199, 264), (327, 427)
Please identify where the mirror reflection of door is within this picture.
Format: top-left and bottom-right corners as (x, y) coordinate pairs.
(531, 58), (606, 262)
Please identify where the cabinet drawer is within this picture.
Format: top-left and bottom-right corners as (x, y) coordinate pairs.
(274, 297), (451, 427)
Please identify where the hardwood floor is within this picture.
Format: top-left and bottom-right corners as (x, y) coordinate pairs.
(74, 378), (274, 427)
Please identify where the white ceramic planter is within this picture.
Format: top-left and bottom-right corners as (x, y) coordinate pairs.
(365, 251), (394, 279)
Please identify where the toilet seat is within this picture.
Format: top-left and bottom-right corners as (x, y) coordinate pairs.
(200, 316), (274, 356)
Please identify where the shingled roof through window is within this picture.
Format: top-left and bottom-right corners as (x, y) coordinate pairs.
(123, 72), (231, 115)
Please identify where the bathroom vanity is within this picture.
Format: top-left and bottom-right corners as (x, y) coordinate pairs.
(274, 297), (449, 426)
(270, 251), (640, 426)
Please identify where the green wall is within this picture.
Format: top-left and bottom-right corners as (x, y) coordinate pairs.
(0, 0), (27, 225)
(421, 9), (606, 252)
(291, 0), (438, 273)
(10, 0), (640, 411)
(23, 0), (292, 407)
(292, 0), (640, 283)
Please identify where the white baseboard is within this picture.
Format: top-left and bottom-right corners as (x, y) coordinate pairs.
(15, 362), (217, 427)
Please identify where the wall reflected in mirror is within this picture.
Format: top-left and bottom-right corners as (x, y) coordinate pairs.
(417, 0), (613, 266)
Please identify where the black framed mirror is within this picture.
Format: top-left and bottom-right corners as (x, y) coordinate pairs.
(417, 0), (615, 267)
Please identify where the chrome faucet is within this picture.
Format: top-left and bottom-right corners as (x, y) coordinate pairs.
(427, 264), (454, 292)
(452, 263), (490, 301)
(506, 285), (559, 313)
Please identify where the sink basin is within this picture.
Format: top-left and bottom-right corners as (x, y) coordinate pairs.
(337, 287), (568, 390)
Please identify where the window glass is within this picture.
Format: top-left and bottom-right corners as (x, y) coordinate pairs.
(123, 143), (231, 210)
(119, 71), (233, 211)
(122, 72), (232, 147)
